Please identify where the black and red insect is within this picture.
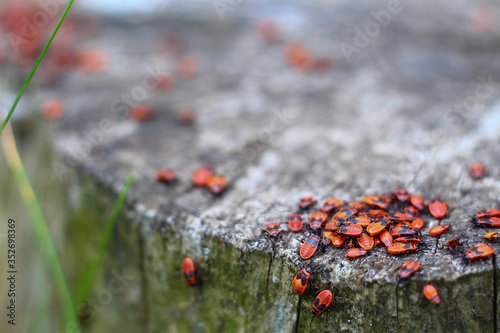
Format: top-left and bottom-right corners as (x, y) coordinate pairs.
(379, 229), (393, 248)
(363, 195), (389, 210)
(311, 290), (333, 315)
(411, 218), (425, 230)
(428, 198), (448, 219)
(181, 257), (196, 286)
(445, 236), (461, 248)
(394, 235), (423, 244)
(366, 219), (390, 236)
(207, 175), (227, 195)
(469, 163), (486, 180)
(299, 195), (316, 210)
(321, 231), (334, 248)
(464, 244), (494, 261)
(409, 195), (425, 211)
(404, 206), (420, 219)
(357, 231), (375, 250)
(309, 211), (328, 233)
(379, 192), (396, 204)
(320, 197), (343, 213)
(423, 285), (441, 305)
(333, 206), (358, 221)
(472, 208), (500, 223)
(398, 261), (420, 280)
(288, 212), (304, 232)
(347, 248), (368, 258)
(484, 232), (500, 240)
(475, 217), (500, 227)
(388, 242), (418, 255)
(300, 235), (321, 260)
(156, 168), (177, 183)
(264, 223), (280, 239)
(395, 188), (410, 202)
(429, 224), (450, 236)
(390, 223), (417, 237)
(337, 223), (363, 237)
(292, 267), (313, 295)
(192, 164), (213, 187)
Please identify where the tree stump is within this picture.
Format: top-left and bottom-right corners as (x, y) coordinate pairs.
(42, 0), (500, 331)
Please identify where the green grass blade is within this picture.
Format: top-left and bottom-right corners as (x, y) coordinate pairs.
(0, 0), (75, 135)
(72, 172), (135, 307)
(1, 123), (79, 330)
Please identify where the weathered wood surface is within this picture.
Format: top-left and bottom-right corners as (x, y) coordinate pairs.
(31, 0), (500, 331)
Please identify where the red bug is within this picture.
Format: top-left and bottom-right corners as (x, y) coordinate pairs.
(330, 233), (347, 248)
(423, 285), (441, 305)
(445, 236), (461, 248)
(469, 163), (486, 180)
(404, 206), (420, 219)
(299, 196), (316, 210)
(380, 192), (396, 204)
(473, 208), (500, 223)
(398, 261), (420, 280)
(192, 165), (213, 187)
(375, 237), (382, 246)
(320, 197), (343, 213)
(366, 219), (390, 236)
(428, 198), (448, 219)
(337, 223), (363, 237)
(206, 175), (227, 195)
(181, 257), (196, 285)
(379, 229), (393, 248)
(464, 244), (494, 260)
(292, 267), (313, 295)
(300, 235), (320, 259)
(288, 213), (304, 232)
(475, 217), (500, 227)
(484, 232), (500, 240)
(410, 195), (425, 211)
(390, 223), (417, 237)
(411, 218), (425, 230)
(394, 235), (423, 244)
(363, 209), (390, 219)
(264, 223), (280, 239)
(312, 290), (333, 315)
(177, 108), (196, 124)
(333, 206), (358, 221)
(363, 195), (388, 210)
(155, 168), (178, 183)
(388, 212), (412, 222)
(309, 211), (328, 232)
(345, 237), (356, 249)
(395, 189), (410, 202)
(321, 231), (334, 248)
(348, 201), (364, 211)
(347, 248), (368, 258)
(357, 231), (375, 250)
(130, 104), (155, 121)
(324, 216), (343, 231)
(429, 224), (450, 236)
(388, 242), (418, 255)
(349, 215), (372, 227)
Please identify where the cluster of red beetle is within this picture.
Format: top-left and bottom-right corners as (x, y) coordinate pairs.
(264, 168), (499, 315)
(155, 164), (227, 195)
(179, 162), (498, 319)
